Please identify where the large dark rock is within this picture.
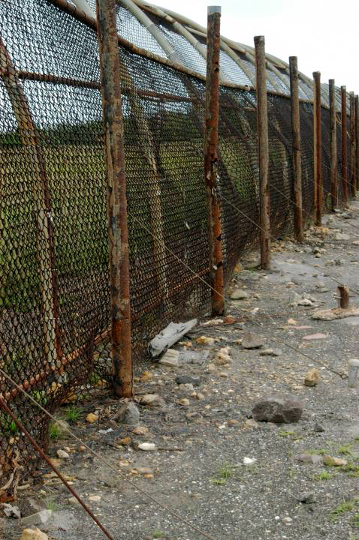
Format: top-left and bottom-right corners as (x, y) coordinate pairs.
(252, 394), (303, 423)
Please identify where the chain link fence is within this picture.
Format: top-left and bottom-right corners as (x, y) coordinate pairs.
(0, 0), (350, 493)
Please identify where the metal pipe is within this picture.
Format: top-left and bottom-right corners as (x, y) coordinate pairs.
(350, 91), (356, 197)
(204, 6), (225, 316)
(254, 36), (271, 270)
(289, 56), (303, 242)
(313, 71), (322, 225)
(341, 86), (348, 205)
(329, 79), (338, 210)
(96, 0), (133, 398)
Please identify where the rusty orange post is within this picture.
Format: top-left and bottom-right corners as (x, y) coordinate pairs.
(341, 86), (348, 205)
(329, 79), (338, 210)
(289, 56), (303, 242)
(255, 36), (271, 269)
(313, 71), (322, 225)
(350, 91), (356, 197)
(204, 6), (225, 316)
(96, 0), (133, 397)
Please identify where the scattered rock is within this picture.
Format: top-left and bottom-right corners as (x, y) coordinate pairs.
(304, 368), (320, 387)
(323, 455), (348, 467)
(230, 289), (249, 300)
(297, 492), (316, 504)
(68, 497), (80, 506)
(215, 347), (231, 365)
(179, 398), (190, 407)
(260, 348), (282, 357)
(196, 336), (218, 346)
(21, 510), (53, 528)
(335, 233), (350, 241)
(86, 413), (98, 424)
(132, 467), (154, 475)
(179, 383), (194, 391)
(138, 394), (165, 408)
(114, 402), (140, 425)
(196, 393), (205, 400)
(242, 333), (264, 349)
(303, 333), (328, 340)
(21, 529), (49, 540)
(138, 442), (157, 451)
(88, 495), (101, 502)
(297, 453), (323, 465)
(298, 298), (315, 307)
(313, 422), (325, 432)
(282, 517), (293, 525)
(56, 449), (70, 459)
(252, 394), (303, 423)
(312, 307), (359, 321)
(175, 375), (201, 386)
(132, 425), (149, 435)
(159, 349), (180, 367)
(2, 503), (21, 518)
(243, 457), (256, 465)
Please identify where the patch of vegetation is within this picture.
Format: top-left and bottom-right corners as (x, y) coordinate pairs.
(152, 532), (164, 539)
(210, 461), (234, 486)
(49, 423), (61, 441)
(331, 499), (359, 521)
(313, 471), (333, 481)
(65, 406), (81, 424)
(338, 444), (354, 456)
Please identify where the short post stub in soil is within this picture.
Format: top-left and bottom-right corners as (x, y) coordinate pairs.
(289, 56), (303, 242)
(204, 6), (225, 316)
(96, 0), (133, 397)
(313, 71), (322, 226)
(255, 35), (271, 269)
(329, 79), (338, 211)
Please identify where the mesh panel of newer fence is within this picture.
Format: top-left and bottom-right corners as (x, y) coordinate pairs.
(0, 0), (350, 491)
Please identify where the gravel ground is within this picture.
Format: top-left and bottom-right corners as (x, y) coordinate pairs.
(2, 199), (359, 540)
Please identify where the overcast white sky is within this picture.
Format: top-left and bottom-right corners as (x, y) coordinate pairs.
(156, 0), (358, 93)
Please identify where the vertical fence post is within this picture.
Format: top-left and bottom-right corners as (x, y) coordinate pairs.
(355, 95), (359, 192)
(254, 36), (271, 269)
(96, 0), (133, 397)
(350, 91), (356, 198)
(204, 6), (225, 316)
(329, 79), (338, 210)
(341, 86), (348, 205)
(313, 71), (322, 225)
(289, 56), (303, 242)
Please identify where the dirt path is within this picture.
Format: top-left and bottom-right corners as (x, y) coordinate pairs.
(3, 199), (359, 540)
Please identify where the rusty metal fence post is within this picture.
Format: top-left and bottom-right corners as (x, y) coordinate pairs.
(254, 36), (271, 269)
(355, 95), (359, 192)
(313, 71), (322, 225)
(204, 6), (225, 316)
(289, 56), (303, 242)
(329, 79), (338, 210)
(341, 86), (348, 205)
(96, 0), (133, 397)
(350, 91), (356, 198)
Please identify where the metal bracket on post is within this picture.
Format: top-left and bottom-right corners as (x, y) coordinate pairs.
(96, 0), (133, 398)
(204, 5), (225, 316)
(254, 35), (271, 270)
(289, 56), (303, 242)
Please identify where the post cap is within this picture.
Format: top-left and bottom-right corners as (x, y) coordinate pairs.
(254, 35), (265, 45)
(208, 6), (221, 14)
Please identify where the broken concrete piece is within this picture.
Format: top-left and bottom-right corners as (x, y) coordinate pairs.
(252, 394), (303, 423)
(297, 453), (323, 465)
(149, 320), (197, 358)
(21, 510), (53, 528)
(114, 402), (140, 425)
(230, 289), (249, 300)
(312, 307), (359, 321)
(21, 529), (49, 540)
(159, 349), (179, 367)
(242, 333), (264, 349)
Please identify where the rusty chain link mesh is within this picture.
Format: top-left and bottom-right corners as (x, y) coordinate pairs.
(0, 0), (351, 492)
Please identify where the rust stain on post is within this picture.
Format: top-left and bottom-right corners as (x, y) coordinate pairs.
(313, 72), (322, 226)
(289, 56), (303, 242)
(255, 36), (271, 269)
(350, 91), (356, 198)
(329, 79), (338, 211)
(338, 285), (350, 309)
(204, 6), (225, 316)
(341, 86), (348, 205)
(96, 0), (133, 397)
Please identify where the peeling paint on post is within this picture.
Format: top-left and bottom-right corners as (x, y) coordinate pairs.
(96, 0), (133, 397)
(313, 72), (322, 226)
(341, 86), (348, 205)
(329, 79), (338, 211)
(204, 6), (225, 316)
(289, 56), (303, 242)
(255, 36), (271, 269)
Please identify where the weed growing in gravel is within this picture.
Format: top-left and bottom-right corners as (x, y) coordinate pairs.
(339, 463), (359, 477)
(65, 406), (81, 424)
(313, 471), (333, 481)
(352, 515), (359, 529)
(330, 499), (358, 521)
(338, 444), (353, 456)
(152, 532), (164, 539)
(49, 423), (61, 440)
(210, 461), (233, 485)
